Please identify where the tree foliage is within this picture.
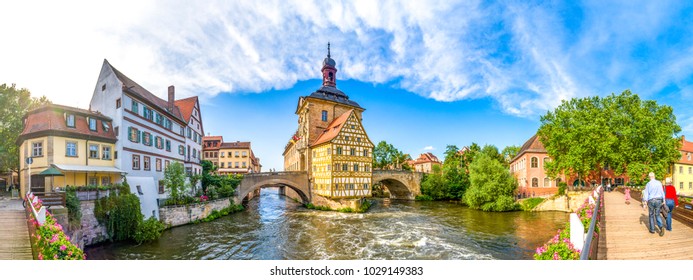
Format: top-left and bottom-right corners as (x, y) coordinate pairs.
(465, 153), (519, 212)
(0, 84), (50, 176)
(372, 141), (411, 169)
(501, 145), (521, 164)
(538, 90), (681, 183)
(163, 162), (187, 203)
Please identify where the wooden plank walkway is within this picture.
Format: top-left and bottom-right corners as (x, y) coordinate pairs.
(603, 191), (693, 260)
(0, 199), (33, 260)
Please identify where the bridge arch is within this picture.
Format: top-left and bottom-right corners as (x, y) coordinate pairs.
(372, 170), (423, 200)
(235, 172), (310, 204)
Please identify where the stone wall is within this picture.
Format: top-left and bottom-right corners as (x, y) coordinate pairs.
(311, 194), (364, 210)
(533, 191), (592, 212)
(69, 200), (109, 249)
(159, 198), (231, 227)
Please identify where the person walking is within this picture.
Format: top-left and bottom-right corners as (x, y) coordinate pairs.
(663, 177), (679, 231)
(624, 187), (631, 205)
(642, 172), (666, 236)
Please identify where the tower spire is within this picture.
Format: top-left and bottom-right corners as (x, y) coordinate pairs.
(321, 42), (337, 87)
(327, 42), (331, 58)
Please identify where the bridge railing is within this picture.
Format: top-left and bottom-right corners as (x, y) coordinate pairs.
(244, 171), (306, 177)
(580, 187), (603, 260)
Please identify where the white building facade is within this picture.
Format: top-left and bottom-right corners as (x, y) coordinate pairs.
(89, 59), (200, 219)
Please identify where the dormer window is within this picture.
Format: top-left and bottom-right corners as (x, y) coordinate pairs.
(102, 122), (110, 132)
(88, 118), (97, 131)
(66, 114), (75, 128)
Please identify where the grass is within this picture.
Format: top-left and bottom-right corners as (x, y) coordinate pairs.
(193, 203), (245, 224)
(520, 197), (545, 211)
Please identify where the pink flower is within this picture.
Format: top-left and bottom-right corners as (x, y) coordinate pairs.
(553, 252), (560, 260)
(53, 254), (57, 259)
(60, 245), (67, 251)
(38, 253), (43, 260)
(50, 234), (59, 243)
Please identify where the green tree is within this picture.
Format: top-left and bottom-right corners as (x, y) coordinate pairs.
(200, 160), (218, 193)
(163, 162), (187, 203)
(372, 141), (409, 169)
(538, 90), (681, 184)
(465, 153), (519, 212)
(0, 84), (50, 185)
(420, 164), (448, 200)
(501, 145), (521, 164)
(442, 145), (465, 200)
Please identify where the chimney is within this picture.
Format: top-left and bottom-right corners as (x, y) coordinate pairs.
(168, 85), (175, 111)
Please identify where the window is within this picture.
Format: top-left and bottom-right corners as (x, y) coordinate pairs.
(179, 145), (185, 155)
(342, 163), (348, 171)
(114, 151), (118, 159)
(116, 98), (121, 109)
(66, 114), (75, 127)
(544, 177), (550, 188)
(364, 183), (369, 189)
(143, 132), (152, 146)
(531, 157), (538, 168)
(132, 155), (140, 170)
(235, 162), (239, 168)
(165, 140), (171, 152)
(365, 164), (370, 172)
(165, 160), (170, 169)
(102, 121), (110, 132)
(321, 110), (328, 122)
(102, 146), (111, 160)
(88, 118), (97, 131)
(532, 178), (539, 187)
(89, 177), (98, 186)
(193, 149), (197, 159)
(89, 144), (99, 159)
(327, 165), (331, 171)
(159, 181), (165, 194)
(690, 182), (692, 190)
(143, 107), (153, 121)
(235, 151), (240, 157)
(221, 162), (225, 168)
(101, 83), (106, 91)
(187, 127), (192, 138)
(155, 136), (163, 149)
(131, 100), (139, 113)
(136, 185), (143, 195)
(327, 148), (331, 154)
(185, 167), (192, 176)
(680, 182), (684, 190)
(345, 136), (349, 141)
(337, 147), (342, 155)
(164, 119), (172, 130)
(363, 149), (368, 157)
(156, 158), (162, 172)
(313, 151), (316, 158)
(143, 156), (150, 171)
(350, 148), (355, 156)
(357, 137), (361, 142)
(114, 126), (118, 135)
(128, 127), (140, 143)
(689, 153), (691, 161)
(66, 142), (77, 157)
(242, 162), (246, 168)
(155, 113), (163, 125)
(101, 176), (111, 186)
(354, 164), (359, 172)
(242, 151), (247, 157)
(680, 166), (684, 174)
(689, 167), (692, 174)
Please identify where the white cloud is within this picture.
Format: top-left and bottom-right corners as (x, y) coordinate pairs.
(423, 146), (435, 151)
(1, 0), (692, 119)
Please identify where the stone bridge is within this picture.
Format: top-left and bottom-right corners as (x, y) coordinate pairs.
(234, 171), (310, 204)
(234, 170), (423, 204)
(372, 170), (423, 200)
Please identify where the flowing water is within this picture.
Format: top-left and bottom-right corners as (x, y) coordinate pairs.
(85, 188), (568, 260)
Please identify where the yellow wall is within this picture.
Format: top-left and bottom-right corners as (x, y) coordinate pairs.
(19, 135), (118, 197)
(311, 143), (332, 197)
(672, 162), (693, 196)
(217, 147), (260, 174)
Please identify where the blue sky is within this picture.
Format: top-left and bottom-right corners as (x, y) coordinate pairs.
(2, 1), (693, 170)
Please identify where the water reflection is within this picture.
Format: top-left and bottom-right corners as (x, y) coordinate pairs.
(86, 188), (568, 260)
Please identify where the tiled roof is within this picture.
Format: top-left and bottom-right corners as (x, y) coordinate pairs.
(510, 134), (546, 163)
(18, 104), (117, 144)
(311, 109), (353, 147)
(681, 136), (693, 153)
(105, 60), (186, 123)
(307, 86), (363, 109)
(174, 96), (198, 123)
(220, 141), (251, 149)
(414, 152), (441, 164)
(203, 136), (223, 150)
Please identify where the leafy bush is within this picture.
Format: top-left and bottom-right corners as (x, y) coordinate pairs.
(464, 153), (519, 212)
(521, 198), (545, 211)
(197, 203), (245, 223)
(95, 193), (143, 242)
(65, 189), (82, 230)
(415, 194), (433, 201)
(133, 217), (166, 244)
(305, 203), (332, 211)
(558, 182), (567, 195)
(32, 213), (85, 260)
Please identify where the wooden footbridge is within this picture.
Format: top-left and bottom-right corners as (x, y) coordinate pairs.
(0, 199), (32, 260)
(601, 190), (693, 260)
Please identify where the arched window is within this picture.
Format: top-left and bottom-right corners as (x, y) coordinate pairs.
(532, 178), (539, 188)
(328, 72), (334, 81)
(531, 157), (538, 168)
(544, 177), (550, 188)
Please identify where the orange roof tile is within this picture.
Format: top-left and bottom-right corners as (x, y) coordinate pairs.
(174, 96), (198, 123)
(18, 104), (116, 144)
(311, 109), (354, 147)
(682, 136), (693, 153)
(510, 134), (547, 163)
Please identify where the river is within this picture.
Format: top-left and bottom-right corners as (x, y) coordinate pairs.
(85, 188), (568, 260)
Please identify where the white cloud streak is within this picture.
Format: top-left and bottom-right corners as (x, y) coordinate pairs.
(1, 0), (692, 119)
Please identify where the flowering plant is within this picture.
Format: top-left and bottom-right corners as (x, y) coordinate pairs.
(199, 195), (208, 202)
(533, 225), (581, 260)
(32, 212), (85, 260)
